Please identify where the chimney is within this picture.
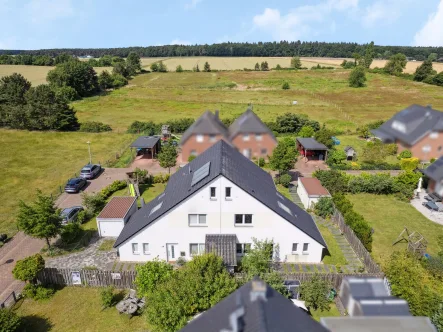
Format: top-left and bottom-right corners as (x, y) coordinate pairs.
(215, 110), (219, 120)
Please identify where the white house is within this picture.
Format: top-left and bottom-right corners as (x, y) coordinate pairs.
(97, 196), (137, 237)
(114, 141), (327, 266)
(297, 177), (331, 210)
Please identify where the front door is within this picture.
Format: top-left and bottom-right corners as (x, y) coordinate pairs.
(166, 243), (178, 262)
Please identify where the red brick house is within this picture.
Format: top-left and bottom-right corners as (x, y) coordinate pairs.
(372, 104), (443, 162)
(180, 109), (277, 162)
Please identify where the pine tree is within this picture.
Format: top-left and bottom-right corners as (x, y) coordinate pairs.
(203, 62), (211, 72)
(254, 62), (260, 71)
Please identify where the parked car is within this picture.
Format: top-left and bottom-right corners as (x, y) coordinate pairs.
(80, 164), (102, 179)
(64, 178), (87, 193)
(61, 206), (84, 224)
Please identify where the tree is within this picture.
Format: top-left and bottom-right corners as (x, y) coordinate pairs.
(111, 74), (128, 88)
(112, 62), (129, 78)
(428, 53), (438, 62)
(352, 52), (361, 66)
(98, 70), (113, 90)
(53, 85), (78, 103)
(298, 125), (315, 138)
(328, 150), (347, 164)
(363, 41), (374, 69)
(282, 82), (290, 89)
(269, 139), (297, 174)
(291, 56), (302, 69)
(413, 59), (435, 82)
(157, 61), (168, 72)
(260, 61), (269, 71)
(254, 62), (260, 71)
(349, 66), (367, 87)
(47, 61), (99, 97)
(0, 308), (22, 332)
(17, 191), (62, 248)
(0, 73), (31, 105)
(314, 126), (334, 149)
(150, 62), (159, 72)
(54, 53), (75, 65)
(135, 259), (173, 298)
(12, 254), (45, 284)
(203, 61), (211, 72)
(193, 64), (200, 72)
(126, 52), (141, 76)
(275, 113), (320, 133)
(432, 72), (443, 86)
(279, 174), (292, 187)
(300, 274), (331, 311)
(176, 65), (183, 72)
(384, 53), (407, 75)
(158, 142), (177, 173)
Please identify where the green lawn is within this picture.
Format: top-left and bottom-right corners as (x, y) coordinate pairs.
(348, 193), (443, 265)
(317, 223), (348, 266)
(139, 183), (167, 202)
(336, 135), (398, 164)
(310, 303), (341, 322)
(15, 287), (146, 332)
(0, 130), (134, 235)
(276, 184), (291, 200)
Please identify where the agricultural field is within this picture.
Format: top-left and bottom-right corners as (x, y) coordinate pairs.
(0, 65), (113, 85)
(0, 130), (134, 234)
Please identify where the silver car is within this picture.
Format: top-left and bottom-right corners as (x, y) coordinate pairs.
(61, 206), (84, 225)
(80, 164), (101, 179)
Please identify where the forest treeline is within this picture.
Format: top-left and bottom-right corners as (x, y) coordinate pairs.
(1, 41), (442, 60)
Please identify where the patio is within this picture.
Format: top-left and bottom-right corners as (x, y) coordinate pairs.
(410, 192), (443, 226)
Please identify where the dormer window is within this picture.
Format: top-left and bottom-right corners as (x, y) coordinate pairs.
(243, 134), (250, 141)
(209, 134), (216, 142)
(430, 132), (439, 139)
(196, 135), (204, 142)
(256, 134), (262, 141)
(391, 121), (406, 133)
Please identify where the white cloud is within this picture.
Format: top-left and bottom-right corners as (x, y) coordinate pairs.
(413, 0), (443, 46)
(361, 1), (401, 28)
(25, 0), (74, 23)
(185, 0), (202, 10)
(170, 39), (192, 45)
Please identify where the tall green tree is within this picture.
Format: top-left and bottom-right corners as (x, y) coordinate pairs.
(126, 52), (141, 76)
(0, 308), (22, 332)
(300, 274), (331, 311)
(413, 59), (435, 82)
(384, 53), (407, 75)
(98, 70), (113, 90)
(314, 126), (334, 149)
(298, 125), (315, 138)
(47, 61), (98, 97)
(363, 41), (374, 69)
(349, 66), (367, 87)
(352, 52), (361, 66)
(158, 142), (177, 173)
(203, 61), (211, 72)
(291, 56), (302, 69)
(254, 62), (260, 71)
(0, 73), (31, 105)
(260, 61), (269, 71)
(269, 139), (297, 174)
(428, 53), (438, 62)
(112, 62), (129, 78)
(54, 53), (75, 65)
(17, 191), (62, 248)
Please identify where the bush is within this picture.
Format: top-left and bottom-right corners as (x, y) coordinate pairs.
(134, 168), (149, 184)
(79, 121), (112, 133)
(53, 85), (78, 102)
(76, 209), (92, 224)
(314, 197), (334, 218)
(12, 254), (45, 284)
(279, 174), (292, 187)
(135, 259), (174, 298)
(22, 283), (55, 301)
(188, 155), (196, 162)
(100, 180), (127, 199)
(111, 73), (128, 88)
(400, 157), (419, 171)
(349, 66), (367, 87)
(282, 82), (290, 90)
(100, 286), (115, 309)
(398, 150), (412, 159)
(258, 157), (265, 167)
(61, 223), (82, 244)
(127, 121), (160, 135)
(81, 192), (106, 214)
(153, 173), (170, 184)
(176, 65), (183, 72)
(0, 308), (22, 331)
(300, 273), (331, 311)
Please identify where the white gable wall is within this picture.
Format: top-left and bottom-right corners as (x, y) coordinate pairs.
(117, 176), (324, 263)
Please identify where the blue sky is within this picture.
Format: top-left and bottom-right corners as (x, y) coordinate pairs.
(0, 0), (442, 50)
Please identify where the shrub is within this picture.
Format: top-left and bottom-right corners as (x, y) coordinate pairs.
(127, 120), (160, 135)
(282, 82), (290, 90)
(153, 173), (170, 183)
(111, 73), (128, 88)
(61, 223), (82, 244)
(349, 66), (367, 87)
(100, 286), (115, 309)
(188, 155), (196, 162)
(13, 254), (45, 284)
(53, 85), (78, 102)
(313, 170), (349, 194)
(279, 174), (292, 187)
(176, 65), (183, 72)
(100, 180), (127, 199)
(81, 192), (106, 214)
(327, 150), (347, 165)
(258, 157), (265, 167)
(176, 257), (187, 267)
(298, 126), (315, 138)
(300, 273), (331, 311)
(398, 150), (412, 159)
(22, 283), (55, 300)
(314, 197), (334, 218)
(79, 121), (112, 133)
(0, 308), (22, 331)
(400, 157), (419, 171)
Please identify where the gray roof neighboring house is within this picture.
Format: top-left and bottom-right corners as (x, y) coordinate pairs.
(296, 137), (328, 150)
(421, 157), (443, 181)
(130, 136), (160, 149)
(344, 146), (355, 152)
(371, 104), (443, 146)
(205, 234), (237, 267)
(180, 278), (328, 332)
(180, 110), (228, 145)
(228, 108), (277, 142)
(114, 140), (327, 249)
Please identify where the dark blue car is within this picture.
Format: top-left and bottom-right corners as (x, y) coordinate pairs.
(64, 178), (87, 193)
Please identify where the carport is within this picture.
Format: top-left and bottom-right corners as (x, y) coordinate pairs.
(130, 136), (161, 159)
(296, 137), (328, 161)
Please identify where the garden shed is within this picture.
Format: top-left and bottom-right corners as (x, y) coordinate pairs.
(344, 146), (356, 161)
(97, 197), (137, 237)
(130, 136), (161, 159)
(296, 138), (328, 161)
(297, 177), (331, 209)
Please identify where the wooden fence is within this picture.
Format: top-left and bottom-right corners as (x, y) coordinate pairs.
(37, 268), (136, 289)
(332, 210), (382, 274)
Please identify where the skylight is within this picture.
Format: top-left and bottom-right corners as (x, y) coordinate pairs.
(276, 192), (284, 199)
(149, 202), (163, 216)
(278, 201), (292, 216)
(158, 192), (165, 200)
(391, 120), (406, 133)
(191, 161), (211, 187)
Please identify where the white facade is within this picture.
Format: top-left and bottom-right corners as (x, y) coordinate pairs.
(97, 201), (138, 237)
(297, 181), (331, 210)
(117, 176), (325, 263)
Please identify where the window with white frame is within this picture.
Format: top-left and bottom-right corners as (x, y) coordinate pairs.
(225, 187), (232, 199)
(430, 132), (439, 139)
(190, 243), (205, 256)
(303, 243), (309, 253)
(256, 134), (262, 141)
(132, 243), (139, 254)
(143, 243), (150, 255)
(292, 243), (298, 253)
(422, 145), (432, 153)
(209, 134), (216, 142)
(236, 243), (251, 255)
(196, 135), (204, 142)
(234, 214), (252, 225)
(210, 187), (216, 200)
(189, 214), (207, 226)
(190, 150), (197, 156)
(243, 134), (250, 141)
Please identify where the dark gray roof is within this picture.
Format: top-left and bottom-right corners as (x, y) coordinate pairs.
(114, 140), (327, 248)
(321, 317), (437, 332)
(357, 298), (410, 316)
(296, 137), (328, 150)
(344, 146), (354, 152)
(205, 234), (237, 266)
(371, 104), (443, 146)
(130, 136), (160, 149)
(421, 157), (443, 181)
(180, 279), (327, 332)
(180, 111), (228, 144)
(228, 108), (277, 141)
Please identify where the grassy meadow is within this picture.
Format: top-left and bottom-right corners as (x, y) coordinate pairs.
(0, 130), (134, 234)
